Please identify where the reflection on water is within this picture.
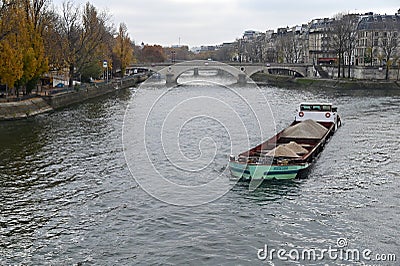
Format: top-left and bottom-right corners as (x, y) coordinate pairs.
(234, 179), (302, 203)
(0, 82), (399, 265)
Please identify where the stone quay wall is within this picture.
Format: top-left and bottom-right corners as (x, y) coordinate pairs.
(321, 65), (400, 80)
(0, 74), (148, 121)
(0, 98), (53, 120)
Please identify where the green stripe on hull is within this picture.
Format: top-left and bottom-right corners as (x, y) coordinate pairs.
(229, 162), (309, 180)
(229, 162), (251, 179)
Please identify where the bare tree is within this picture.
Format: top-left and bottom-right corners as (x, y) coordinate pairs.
(253, 34), (265, 63)
(292, 35), (304, 63)
(55, 0), (81, 87)
(380, 21), (399, 80)
(22, 0), (50, 32)
(330, 13), (360, 78)
(330, 13), (349, 78)
(276, 33), (293, 63)
(265, 47), (277, 63)
(55, 0), (113, 86)
(343, 14), (359, 78)
(42, 9), (62, 68)
(276, 31), (304, 64)
(214, 45), (235, 61)
(77, 2), (114, 77)
(236, 38), (255, 63)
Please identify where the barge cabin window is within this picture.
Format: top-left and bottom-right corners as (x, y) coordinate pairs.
(300, 104), (332, 112)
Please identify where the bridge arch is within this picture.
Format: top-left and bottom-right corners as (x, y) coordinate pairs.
(267, 67), (305, 77)
(158, 60), (246, 84)
(235, 66), (305, 78)
(246, 66), (267, 77)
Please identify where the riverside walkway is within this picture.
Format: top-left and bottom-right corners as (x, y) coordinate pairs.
(0, 73), (149, 120)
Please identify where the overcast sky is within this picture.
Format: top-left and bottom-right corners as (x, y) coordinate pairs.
(53, 0), (399, 48)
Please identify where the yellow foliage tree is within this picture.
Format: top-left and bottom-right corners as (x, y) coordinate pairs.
(0, 37), (24, 89)
(0, 2), (25, 90)
(18, 24), (49, 92)
(113, 23), (134, 77)
(0, 0), (48, 92)
(18, 1), (49, 92)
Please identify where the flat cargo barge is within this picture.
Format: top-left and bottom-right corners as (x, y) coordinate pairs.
(229, 102), (342, 180)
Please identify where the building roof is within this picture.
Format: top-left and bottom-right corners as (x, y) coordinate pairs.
(357, 14), (400, 31)
(309, 18), (334, 31)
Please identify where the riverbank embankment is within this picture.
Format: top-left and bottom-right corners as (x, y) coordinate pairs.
(0, 74), (148, 121)
(252, 73), (400, 90)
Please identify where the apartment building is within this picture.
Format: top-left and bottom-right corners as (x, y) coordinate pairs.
(356, 10), (400, 66)
(307, 18), (336, 65)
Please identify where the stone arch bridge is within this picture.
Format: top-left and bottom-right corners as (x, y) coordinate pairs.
(128, 61), (312, 85)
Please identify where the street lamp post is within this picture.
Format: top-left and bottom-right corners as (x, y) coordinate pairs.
(103, 60), (108, 83)
(171, 50), (176, 63)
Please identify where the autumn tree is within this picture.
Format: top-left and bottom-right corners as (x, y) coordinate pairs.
(113, 23), (134, 77)
(0, 30), (24, 90)
(0, 2), (24, 89)
(164, 46), (192, 62)
(0, 0), (49, 94)
(139, 45), (166, 63)
(0, 0), (15, 41)
(18, 0), (49, 93)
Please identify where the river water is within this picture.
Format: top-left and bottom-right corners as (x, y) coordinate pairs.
(0, 75), (399, 265)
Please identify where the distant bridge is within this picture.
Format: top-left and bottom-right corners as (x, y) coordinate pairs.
(127, 61), (313, 85)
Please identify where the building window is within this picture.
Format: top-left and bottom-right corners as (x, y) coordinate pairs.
(374, 32), (379, 37)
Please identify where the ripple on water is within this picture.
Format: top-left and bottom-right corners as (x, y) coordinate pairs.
(0, 87), (399, 265)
